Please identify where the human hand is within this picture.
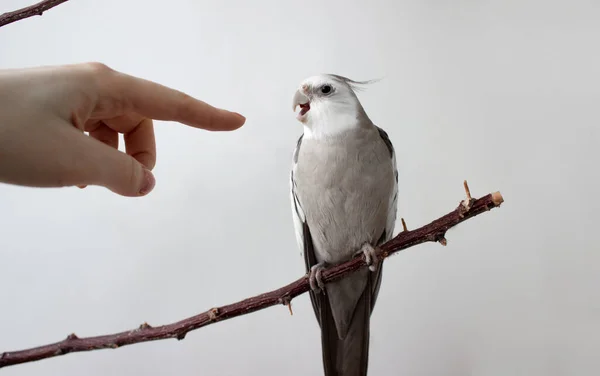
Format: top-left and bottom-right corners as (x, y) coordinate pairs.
(0, 62), (245, 197)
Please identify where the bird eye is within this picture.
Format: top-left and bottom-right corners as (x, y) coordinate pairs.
(320, 85), (332, 94)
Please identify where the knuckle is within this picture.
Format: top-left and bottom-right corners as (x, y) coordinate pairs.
(204, 108), (216, 130)
(175, 92), (193, 115)
(82, 62), (113, 75)
(79, 62), (128, 116)
(79, 62), (116, 91)
(175, 92), (200, 119)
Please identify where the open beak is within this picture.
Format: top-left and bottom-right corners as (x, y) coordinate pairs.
(292, 90), (310, 118)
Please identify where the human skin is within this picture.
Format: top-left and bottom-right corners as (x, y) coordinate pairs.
(0, 62), (246, 197)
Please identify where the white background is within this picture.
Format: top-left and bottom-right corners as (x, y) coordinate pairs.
(1, 0), (598, 375)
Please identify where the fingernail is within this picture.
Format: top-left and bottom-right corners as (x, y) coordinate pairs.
(77, 185), (87, 189)
(139, 169), (155, 195)
(233, 112), (246, 121)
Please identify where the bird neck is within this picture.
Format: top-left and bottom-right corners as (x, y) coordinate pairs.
(303, 103), (372, 140)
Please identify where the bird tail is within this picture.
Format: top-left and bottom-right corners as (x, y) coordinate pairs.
(319, 284), (373, 376)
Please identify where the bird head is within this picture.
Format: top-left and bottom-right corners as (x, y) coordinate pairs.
(292, 74), (376, 138)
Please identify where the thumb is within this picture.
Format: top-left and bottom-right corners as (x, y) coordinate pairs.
(81, 136), (156, 197)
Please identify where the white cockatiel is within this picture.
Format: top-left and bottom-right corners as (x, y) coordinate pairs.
(290, 74), (398, 376)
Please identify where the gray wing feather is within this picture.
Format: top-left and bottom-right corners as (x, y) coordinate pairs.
(376, 126), (398, 244)
(371, 126), (398, 309)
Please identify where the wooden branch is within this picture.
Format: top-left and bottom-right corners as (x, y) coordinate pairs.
(0, 183), (504, 369)
(0, 0), (70, 28)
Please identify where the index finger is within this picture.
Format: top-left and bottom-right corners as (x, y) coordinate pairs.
(90, 64), (246, 131)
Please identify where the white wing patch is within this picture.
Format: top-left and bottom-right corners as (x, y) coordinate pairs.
(290, 135), (306, 257)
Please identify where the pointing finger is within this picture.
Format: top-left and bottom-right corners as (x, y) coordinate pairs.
(87, 63), (246, 131)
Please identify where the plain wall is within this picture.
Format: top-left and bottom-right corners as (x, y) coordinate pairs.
(1, 0), (598, 375)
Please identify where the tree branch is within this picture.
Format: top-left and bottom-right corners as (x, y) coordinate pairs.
(0, 183), (504, 369)
(0, 0), (70, 28)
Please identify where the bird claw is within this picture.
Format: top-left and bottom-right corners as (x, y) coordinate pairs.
(357, 243), (381, 272)
(309, 262), (327, 294)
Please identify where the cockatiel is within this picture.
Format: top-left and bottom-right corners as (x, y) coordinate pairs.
(290, 74), (398, 376)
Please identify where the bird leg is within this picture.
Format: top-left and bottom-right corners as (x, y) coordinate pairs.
(356, 243), (381, 272)
(309, 262), (327, 294)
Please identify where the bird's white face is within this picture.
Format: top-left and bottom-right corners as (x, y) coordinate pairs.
(292, 74), (367, 139)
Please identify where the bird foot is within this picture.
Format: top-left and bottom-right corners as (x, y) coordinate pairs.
(309, 262), (327, 294)
(357, 243), (381, 272)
